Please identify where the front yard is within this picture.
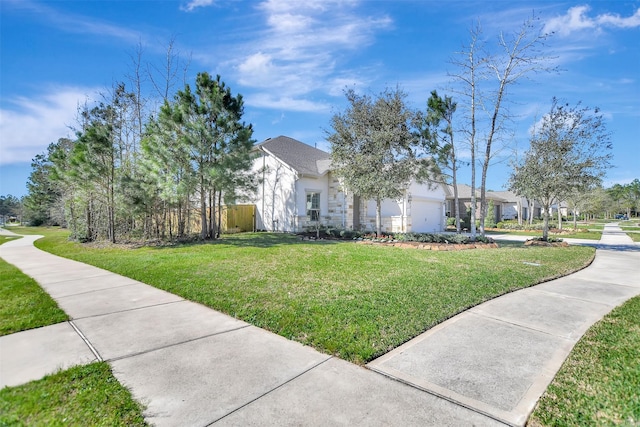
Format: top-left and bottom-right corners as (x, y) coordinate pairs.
(5, 226), (637, 425)
(26, 227), (595, 364)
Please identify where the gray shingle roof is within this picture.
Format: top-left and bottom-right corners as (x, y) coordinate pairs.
(257, 136), (331, 177)
(447, 184), (510, 202)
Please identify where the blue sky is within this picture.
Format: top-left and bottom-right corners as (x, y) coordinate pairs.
(1, 0), (639, 198)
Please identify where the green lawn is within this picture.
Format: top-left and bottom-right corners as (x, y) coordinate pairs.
(23, 227), (596, 364)
(0, 235), (69, 336)
(488, 229), (602, 240)
(0, 362), (148, 426)
(529, 296), (640, 426)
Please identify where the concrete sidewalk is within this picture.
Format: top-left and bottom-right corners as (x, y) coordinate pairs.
(368, 223), (640, 425)
(1, 224), (638, 426)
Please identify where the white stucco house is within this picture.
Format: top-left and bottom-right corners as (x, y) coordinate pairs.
(245, 136), (447, 233)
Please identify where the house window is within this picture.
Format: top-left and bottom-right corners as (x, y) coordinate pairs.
(306, 192), (320, 221)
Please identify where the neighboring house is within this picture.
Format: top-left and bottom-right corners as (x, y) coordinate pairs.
(445, 185), (542, 222)
(243, 136), (447, 233)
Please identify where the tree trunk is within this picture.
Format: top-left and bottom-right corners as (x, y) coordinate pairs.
(542, 204), (550, 240)
(216, 191), (223, 239)
(452, 171), (461, 234)
(200, 181), (207, 240)
(208, 190), (215, 239)
(376, 198), (382, 237)
(557, 208), (562, 230)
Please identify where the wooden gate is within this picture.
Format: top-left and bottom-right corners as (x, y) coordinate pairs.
(222, 204), (256, 233)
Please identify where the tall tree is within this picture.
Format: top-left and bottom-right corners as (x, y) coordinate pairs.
(509, 98), (612, 240)
(451, 15), (557, 236)
(154, 72), (255, 240)
(0, 195), (21, 224)
(421, 90), (461, 232)
(22, 140), (73, 226)
(328, 87), (428, 236)
(449, 22), (484, 239)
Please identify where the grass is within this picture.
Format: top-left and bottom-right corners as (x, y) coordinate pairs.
(0, 235), (68, 336)
(488, 229), (602, 240)
(20, 227), (596, 364)
(0, 362), (148, 426)
(529, 296), (640, 426)
(627, 233), (640, 243)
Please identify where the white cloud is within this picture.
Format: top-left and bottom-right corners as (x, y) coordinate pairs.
(597, 8), (640, 28)
(245, 93), (329, 113)
(7, 0), (144, 44)
(228, 0), (392, 112)
(0, 86), (99, 165)
(544, 5), (640, 36)
(181, 0), (216, 12)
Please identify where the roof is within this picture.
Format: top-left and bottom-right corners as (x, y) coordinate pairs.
(446, 184), (511, 202)
(489, 190), (521, 203)
(256, 136), (331, 177)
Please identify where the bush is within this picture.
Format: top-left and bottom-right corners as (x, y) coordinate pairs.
(486, 200), (497, 228)
(474, 235), (495, 243)
(446, 217), (457, 226)
(496, 222), (504, 229)
(394, 232), (470, 244)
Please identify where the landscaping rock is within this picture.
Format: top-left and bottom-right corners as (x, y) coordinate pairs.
(524, 240), (569, 247)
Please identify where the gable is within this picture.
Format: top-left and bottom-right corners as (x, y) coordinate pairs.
(257, 136), (331, 177)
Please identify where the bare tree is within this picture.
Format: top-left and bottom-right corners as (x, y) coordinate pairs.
(451, 15), (557, 237)
(449, 22), (484, 239)
(148, 35), (191, 103)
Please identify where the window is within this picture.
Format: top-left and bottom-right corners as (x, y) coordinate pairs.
(306, 192), (320, 221)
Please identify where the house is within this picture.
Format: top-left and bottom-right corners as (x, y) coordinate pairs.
(491, 190), (544, 221)
(445, 185), (542, 222)
(245, 136), (447, 233)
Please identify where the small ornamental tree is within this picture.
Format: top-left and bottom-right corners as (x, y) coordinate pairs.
(510, 98), (612, 240)
(327, 87), (430, 237)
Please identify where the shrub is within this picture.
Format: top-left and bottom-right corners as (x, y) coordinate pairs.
(486, 200), (497, 228)
(474, 235), (494, 244)
(446, 234), (470, 244)
(496, 222), (504, 229)
(394, 232), (470, 244)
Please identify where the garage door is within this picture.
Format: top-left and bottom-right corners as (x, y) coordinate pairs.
(411, 200), (443, 233)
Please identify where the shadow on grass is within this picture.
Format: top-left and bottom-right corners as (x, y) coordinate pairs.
(148, 232), (343, 250)
(593, 243), (640, 252)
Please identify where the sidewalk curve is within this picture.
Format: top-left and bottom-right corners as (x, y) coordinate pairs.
(1, 224), (638, 426)
(368, 223), (640, 425)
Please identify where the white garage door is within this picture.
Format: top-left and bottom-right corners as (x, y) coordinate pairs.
(411, 200), (443, 233)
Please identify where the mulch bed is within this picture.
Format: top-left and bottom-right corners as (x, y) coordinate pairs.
(356, 240), (499, 251)
(524, 240), (569, 247)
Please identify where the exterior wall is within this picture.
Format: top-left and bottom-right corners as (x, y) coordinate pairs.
(250, 152), (298, 232)
(359, 181), (446, 233)
(295, 175), (330, 231)
(326, 173), (349, 229)
(248, 150), (447, 234)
